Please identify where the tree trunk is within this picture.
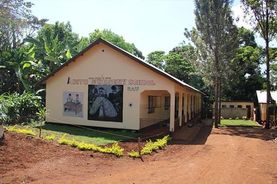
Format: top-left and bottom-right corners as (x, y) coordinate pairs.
(214, 48), (220, 128)
(265, 1), (270, 129)
(218, 77), (222, 125)
(0, 125), (4, 141)
(214, 77), (219, 128)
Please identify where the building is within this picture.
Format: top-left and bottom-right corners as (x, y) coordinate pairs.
(256, 90), (277, 122)
(213, 101), (254, 120)
(38, 38), (204, 132)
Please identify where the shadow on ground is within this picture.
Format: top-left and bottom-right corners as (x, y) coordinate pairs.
(214, 126), (277, 141)
(41, 123), (138, 142)
(170, 119), (277, 145)
(171, 119), (213, 145)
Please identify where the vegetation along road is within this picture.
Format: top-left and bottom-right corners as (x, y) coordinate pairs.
(1, 124), (277, 184)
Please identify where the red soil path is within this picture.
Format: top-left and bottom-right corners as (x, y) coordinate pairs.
(1, 125), (277, 184)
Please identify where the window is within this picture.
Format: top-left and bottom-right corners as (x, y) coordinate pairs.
(148, 96), (161, 113)
(148, 96), (155, 113)
(164, 96), (170, 110)
(222, 105), (226, 108)
(230, 105), (235, 108)
(238, 105), (242, 108)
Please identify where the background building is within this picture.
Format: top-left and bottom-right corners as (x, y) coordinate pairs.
(256, 90), (277, 123)
(213, 101), (254, 120)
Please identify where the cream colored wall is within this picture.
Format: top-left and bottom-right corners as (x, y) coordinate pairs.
(212, 101), (254, 118)
(221, 102), (254, 117)
(139, 90), (170, 128)
(260, 104), (267, 121)
(46, 43), (178, 130)
(220, 102), (254, 108)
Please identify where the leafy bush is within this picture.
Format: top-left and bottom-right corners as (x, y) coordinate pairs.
(100, 143), (124, 157)
(57, 134), (124, 157)
(76, 142), (100, 151)
(128, 150), (140, 158)
(6, 126), (36, 136)
(58, 134), (78, 146)
(43, 134), (56, 141)
(128, 135), (170, 158)
(0, 92), (42, 124)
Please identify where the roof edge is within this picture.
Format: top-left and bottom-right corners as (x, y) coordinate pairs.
(35, 38), (205, 95)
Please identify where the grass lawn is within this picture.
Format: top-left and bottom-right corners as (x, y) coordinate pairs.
(7, 123), (138, 145)
(220, 119), (261, 127)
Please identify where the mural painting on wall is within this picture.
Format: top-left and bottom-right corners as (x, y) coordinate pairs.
(88, 85), (123, 122)
(63, 92), (83, 117)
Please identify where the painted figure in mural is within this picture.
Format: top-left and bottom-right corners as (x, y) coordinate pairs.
(75, 94), (80, 104)
(88, 85), (123, 122)
(64, 93), (73, 111)
(64, 92), (83, 117)
(108, 85), (123, 113)
(74, 94), (82, 115)
(89, 87), (118, 118)
(67, 93), (73, 102)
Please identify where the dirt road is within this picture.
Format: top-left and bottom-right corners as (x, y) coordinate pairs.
(1, 125), (277, 184)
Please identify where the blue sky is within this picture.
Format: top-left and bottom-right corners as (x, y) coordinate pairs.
(30, 0), (242, 56)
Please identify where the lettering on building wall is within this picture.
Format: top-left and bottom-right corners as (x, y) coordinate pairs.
(67, 76), (156, 87)
(63, 92), (83, 117)
(88, 85), (123, 122)
(127, 86), (139, 91)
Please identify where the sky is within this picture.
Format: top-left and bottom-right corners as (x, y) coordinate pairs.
(30, 0), (245, 57)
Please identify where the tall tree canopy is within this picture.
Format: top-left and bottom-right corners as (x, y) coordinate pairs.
(0, 0), (46, 50)
(26, 22), (80, 79)
(242, 0), (277, 128)
(223, 27), (264, 101)
(191, 0), (238, 127)
(164, 45), (197, 84)
(146, 51), (165, 70)
(89, 29), (144, 59)
(0, 0), (46, 93)
(146, 44), (206, 92)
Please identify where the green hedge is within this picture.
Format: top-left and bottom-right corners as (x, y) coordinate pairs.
(0, 92), (42, 124)
(128, 135), (171, 158)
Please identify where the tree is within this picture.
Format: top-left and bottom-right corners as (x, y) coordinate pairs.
(191, 0), (238, 127)
(223, 27), (264, 101)
(272, 64), (277, 89)
(146, 51), (165, 70)
(26, 22), (80, 81)
(146, 44), (207, 93)
(89, 29), (145, 59)
(242, 0), (277, 128)
(0, 0), (46, 50)
(0, 0), (46, 93)
(165, 45), (197, 84)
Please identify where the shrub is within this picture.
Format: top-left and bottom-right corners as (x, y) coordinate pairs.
(44, 134), (56, 141)
(101, 143), (124, 157)
(6, 126), (36, 136)
(57, 134), (124, 157)
(128, 150), (140, 158)
(128, 135), (170, 158)
(0, 92), (42, 124)
(58, 134), (78, 147)
(76, 142), (99, 151)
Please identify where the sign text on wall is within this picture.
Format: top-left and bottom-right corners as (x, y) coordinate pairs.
(67, 76), (156, 86)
